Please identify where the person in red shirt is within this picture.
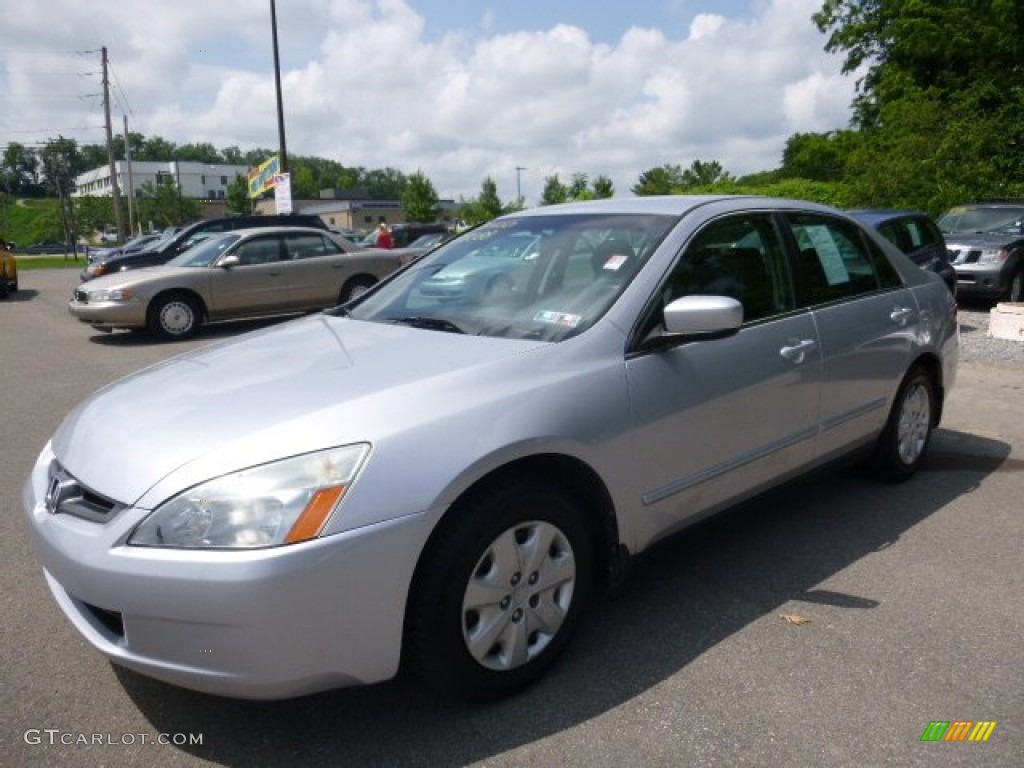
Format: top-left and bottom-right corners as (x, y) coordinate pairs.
(375, 223), (394, 249)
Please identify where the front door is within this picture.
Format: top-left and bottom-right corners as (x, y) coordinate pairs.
(625, 212), (822, 550)
(208, 234), (294, 318)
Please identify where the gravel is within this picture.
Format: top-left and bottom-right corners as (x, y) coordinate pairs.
(957, 301), (1024, 366)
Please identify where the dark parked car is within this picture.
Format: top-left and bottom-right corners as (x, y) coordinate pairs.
(938, 203), (1024, 302)
(86, 233), (164, 263)
(849, 210), (956, 295)
(80, 214), (330, 281)
(21, 241), (72, 255)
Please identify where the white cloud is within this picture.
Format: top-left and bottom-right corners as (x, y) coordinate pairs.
(1, 0), (855, 202)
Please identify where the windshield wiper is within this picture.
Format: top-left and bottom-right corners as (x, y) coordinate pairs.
(389, 316), (466, 334)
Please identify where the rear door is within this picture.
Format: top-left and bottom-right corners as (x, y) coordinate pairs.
(282, 231), (356, 309)
(782, 212), (917, 457)
(625, 212), (822, 548)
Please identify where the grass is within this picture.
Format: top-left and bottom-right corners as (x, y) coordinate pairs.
(14, 255), (85, 270)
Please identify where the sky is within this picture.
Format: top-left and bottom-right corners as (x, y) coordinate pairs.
(0, 0), (857, 204)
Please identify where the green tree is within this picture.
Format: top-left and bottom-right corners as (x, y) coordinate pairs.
(225, 174), (251, 214)
(2, 142), (41, 196)
(632, 164), (684, 195)
(780, 131), (860, 181)
(402, 171), (440, 222)
(459, 176), (508, 224)
(38, 137), (83, 253)
(136, 178), (200, 228)
(680, 160), (732, 188)
(540, 175), (569, 205)
(363, 167), (408, 200)
(592, 175), (615, 199)
(813, 0), (1024, 210)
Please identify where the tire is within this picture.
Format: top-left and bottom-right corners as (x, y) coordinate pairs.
(147, 292), (202, 340)
(1006, 268), (1023, 303)
(873, 366), (935, 482)
(406, 480), (593, 700)
(339, 275), (376, 303)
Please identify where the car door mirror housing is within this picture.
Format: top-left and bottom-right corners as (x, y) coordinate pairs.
(664, 295), (744, 335)
(218, 254), (240, 269)
(639, 295), (744, 352)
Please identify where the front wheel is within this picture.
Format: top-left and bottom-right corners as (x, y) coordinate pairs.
(873, 366), (935, 481)
(405, 480), (593, 700)
(147, 292), (202, 340)
(1006, 268), (1023, 303)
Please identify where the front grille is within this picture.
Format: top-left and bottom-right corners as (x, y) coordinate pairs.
(46, 462), (121, 523)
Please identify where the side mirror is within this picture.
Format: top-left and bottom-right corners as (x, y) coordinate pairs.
(218, 254), (240, 269)
(640, 295), (743, 352)
(663, 295), (744, 335)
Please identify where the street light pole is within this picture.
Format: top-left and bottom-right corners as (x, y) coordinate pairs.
(515, 166), (527, 205)
(270, 0), (288, 173)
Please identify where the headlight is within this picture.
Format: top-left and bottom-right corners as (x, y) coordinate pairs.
(129, 444), (370, 549)
(977, 248), (1007, 265)
(88, 287), (135, 302)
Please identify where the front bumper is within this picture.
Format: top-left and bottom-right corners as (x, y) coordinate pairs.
(23, 444), (433, 699)
(951, 263), (1011, 298)
(68, 298), (147, 330)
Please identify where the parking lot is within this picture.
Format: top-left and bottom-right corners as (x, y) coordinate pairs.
(2, 268), (1021, 767)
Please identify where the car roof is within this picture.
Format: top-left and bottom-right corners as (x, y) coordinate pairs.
(847, 209), (931, 226)
(506, 194), (842, 220)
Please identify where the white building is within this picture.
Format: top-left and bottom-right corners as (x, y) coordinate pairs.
(73, 161), (249, 201)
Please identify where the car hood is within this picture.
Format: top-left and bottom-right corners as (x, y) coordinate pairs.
(77, 264), (200, 291)
(944, 232), (1021, 248)
(52, 314), (550, 506)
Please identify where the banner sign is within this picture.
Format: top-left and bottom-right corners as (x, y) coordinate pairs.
(248, 155), (280, 198)
(273, 173), (292, 214)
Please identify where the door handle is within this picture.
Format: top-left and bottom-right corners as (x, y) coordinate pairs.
(780, 338), (816, 364)
(890, 307), (914, 326)
(267, 272), (282, 277)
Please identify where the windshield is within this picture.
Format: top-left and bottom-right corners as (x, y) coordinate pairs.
(168, 233), (241, 267)
(343, 213), (674, 342)
(938, 206), (1024, 235)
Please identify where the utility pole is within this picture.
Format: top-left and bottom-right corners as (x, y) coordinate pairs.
(270, 0), (288, 173)
(123, 114), (136, 235)
(102, 47), (125, 243)
(515, 166), (528, 205)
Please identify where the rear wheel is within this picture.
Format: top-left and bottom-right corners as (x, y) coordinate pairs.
(406, 480), (593, 700)
(339, 275), (376, 303)
(147, 292), (202, 340)
(873, 366), (935, 481)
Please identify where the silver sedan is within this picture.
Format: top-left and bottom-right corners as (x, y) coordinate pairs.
(25, 195), (958, 700)
(68, 226), (410, 339)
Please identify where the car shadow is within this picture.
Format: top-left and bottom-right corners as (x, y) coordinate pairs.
(0, 288), (40, 303)
(114, 427), (1012, 767)
(85, 315), (301, 347)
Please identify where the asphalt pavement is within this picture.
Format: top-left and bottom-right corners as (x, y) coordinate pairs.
(1, 269), (1021, 767)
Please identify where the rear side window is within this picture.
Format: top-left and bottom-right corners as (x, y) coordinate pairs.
(785, 214), (897, 305)
(285, 233), (343, 259)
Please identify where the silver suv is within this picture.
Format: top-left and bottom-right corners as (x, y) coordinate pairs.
(939, 203), (1024, 302)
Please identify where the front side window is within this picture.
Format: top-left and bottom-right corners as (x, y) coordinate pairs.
(345, 214), (675, 341)
(660, 213), (794, 324)
(169, 234), (241, 267)
(232, 236), (284, 266)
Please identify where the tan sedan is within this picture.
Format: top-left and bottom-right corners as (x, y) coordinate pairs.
(69, 226), (414, 339)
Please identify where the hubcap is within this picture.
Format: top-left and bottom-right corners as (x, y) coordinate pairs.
(160, 301), (194, 335)
(461, 520), (576, 671)
(896, 382), (930, 465)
